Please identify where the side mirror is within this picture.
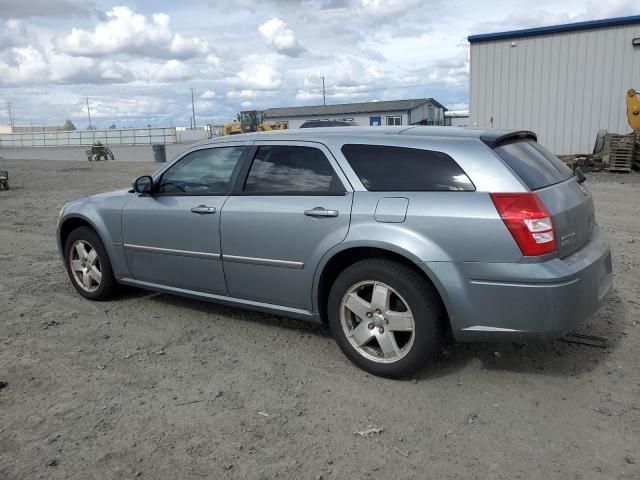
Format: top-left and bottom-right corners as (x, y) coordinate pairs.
(133, 175), (153, 194)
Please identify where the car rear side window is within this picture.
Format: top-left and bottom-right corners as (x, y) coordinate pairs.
(341, 144), (474, 192)
(243, 145), (344, 195)
(493, 140), (573, 191)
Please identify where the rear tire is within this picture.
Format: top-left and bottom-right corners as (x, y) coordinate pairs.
(64, 226), (118, 300)
(328, 258), (444, 379)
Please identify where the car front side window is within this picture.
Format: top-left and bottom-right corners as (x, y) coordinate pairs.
(158, 146), (247, 195)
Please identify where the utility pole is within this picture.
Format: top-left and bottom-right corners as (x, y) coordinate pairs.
(321, 76), (326, 107)
(191, 87), (196, 129)
(85, 96), (92, 129)
(6, 101), (14, 129)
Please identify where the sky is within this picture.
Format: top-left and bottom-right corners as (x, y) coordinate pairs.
(0, 0), (639, 128)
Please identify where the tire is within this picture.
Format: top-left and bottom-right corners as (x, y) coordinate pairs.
(328, 258), (444, 379)
(64, 226), (118, 300)
(593, 129), (607, 155)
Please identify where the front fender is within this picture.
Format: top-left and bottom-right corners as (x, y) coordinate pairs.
(57, 190), (132, 278)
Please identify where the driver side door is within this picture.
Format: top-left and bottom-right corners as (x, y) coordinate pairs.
(122, 144), (249, 294)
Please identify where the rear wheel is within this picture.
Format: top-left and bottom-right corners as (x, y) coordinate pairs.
(328, 259), (444, 378)
(64, 227), (117, 300)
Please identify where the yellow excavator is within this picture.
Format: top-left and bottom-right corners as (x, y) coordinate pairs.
(627, 88), (640, 132)
(221, 110), (288, 136)
(592, 88), (640, 171)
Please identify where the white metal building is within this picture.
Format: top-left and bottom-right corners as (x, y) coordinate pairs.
(445, 111), (470, 127)
(469, 15), (640, 155)
(264, 98), (446, 129)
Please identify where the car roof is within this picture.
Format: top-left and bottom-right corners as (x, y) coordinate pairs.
(192, 126), (536, 148)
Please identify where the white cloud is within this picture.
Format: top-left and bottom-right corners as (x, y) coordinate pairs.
(295, 90), (323, 102)
(228, 63), (282, 90)
(226, 89), (260, 99)
(56, 6), (209, 59)
(0, 47), (48, 85)
(154, 60), (193, 82)
(206, 54), (221, 68)
(73, 96), (168, 120)
(359, 0), (423, 16)
(0, 0), (98, 19)
(7, 0), (637, 126)
(329, 55), (384, 87)
(258, 18), (305, 57)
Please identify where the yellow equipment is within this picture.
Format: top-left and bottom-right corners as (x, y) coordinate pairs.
(627, 89), (640, 131)
(221, 110), (288, 136)
(592, 88), (640, 171)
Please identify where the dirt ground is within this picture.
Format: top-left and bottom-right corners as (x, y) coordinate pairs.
(0, 158), (639, 480)
(0, 145), (189, 163)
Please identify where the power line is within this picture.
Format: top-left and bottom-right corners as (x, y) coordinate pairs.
(191, 87), (196, 129)
(321, 76), (326, 107)
(6, 101), (14, 128)
(86, 96), (92, 129)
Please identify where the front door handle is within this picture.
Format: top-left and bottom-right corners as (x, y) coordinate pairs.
(304, 207), (339, 218)
(191, 205), (217, 214)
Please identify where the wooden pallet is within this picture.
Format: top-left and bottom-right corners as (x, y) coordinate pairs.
(608, 135), (634, 172)
(634, 133), (640, 170)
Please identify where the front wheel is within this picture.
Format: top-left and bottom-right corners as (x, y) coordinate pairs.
(64, 227), (118, 300)
(328, 259), (445, 378)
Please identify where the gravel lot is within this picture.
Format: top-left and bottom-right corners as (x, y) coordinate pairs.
(0, 158), (639, 480)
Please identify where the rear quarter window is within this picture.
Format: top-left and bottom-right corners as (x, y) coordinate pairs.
(493, 140), (573, 191)
(341, 144), (475, 192)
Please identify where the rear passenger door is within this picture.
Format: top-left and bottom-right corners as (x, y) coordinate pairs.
(221, 142), (353, 310)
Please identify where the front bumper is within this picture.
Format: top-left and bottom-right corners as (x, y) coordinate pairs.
(425, 227), (612, 342)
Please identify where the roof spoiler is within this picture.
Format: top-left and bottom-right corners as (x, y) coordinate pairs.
(480, 130), (537, 148)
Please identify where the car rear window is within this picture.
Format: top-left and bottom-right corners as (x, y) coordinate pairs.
(341, 144), (475, 192)
(493, 140), (573, 191)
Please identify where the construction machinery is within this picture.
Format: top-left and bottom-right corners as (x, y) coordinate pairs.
(627, 88), (640, 132)
(0, 170), (8, 190)
(590, 88), (640, 172)
(86, 142), (115, 161)
(221, 110), (288, 136)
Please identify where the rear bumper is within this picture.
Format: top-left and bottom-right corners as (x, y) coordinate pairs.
(425, 227), (612, 342)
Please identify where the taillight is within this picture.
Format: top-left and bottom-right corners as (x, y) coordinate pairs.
(490, 192), (556, 256)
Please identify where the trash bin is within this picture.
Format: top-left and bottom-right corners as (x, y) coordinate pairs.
(152, 144), (166, 163)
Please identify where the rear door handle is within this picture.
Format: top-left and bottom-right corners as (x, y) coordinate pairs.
(304, 207), (339, 218)
(191, 205), (217, 214)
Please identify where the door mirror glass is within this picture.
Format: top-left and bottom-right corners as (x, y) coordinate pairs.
(133, 175), (153, 194)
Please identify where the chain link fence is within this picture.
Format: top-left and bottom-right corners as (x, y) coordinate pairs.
(0, 127), (178, 148)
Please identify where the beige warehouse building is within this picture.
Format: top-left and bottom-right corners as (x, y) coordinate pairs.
(469, 15), (640, 155)
(264, 98), (447, 129)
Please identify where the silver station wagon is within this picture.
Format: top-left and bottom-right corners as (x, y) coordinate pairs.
(57, 127), (612, 378)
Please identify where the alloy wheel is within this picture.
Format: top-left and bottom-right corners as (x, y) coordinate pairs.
(69, 240), (102, 293)
(339, 280), (415, 363)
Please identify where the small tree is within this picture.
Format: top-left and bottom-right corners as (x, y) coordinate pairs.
(63, 119), (76, 131)
(108, 123), (117, 129)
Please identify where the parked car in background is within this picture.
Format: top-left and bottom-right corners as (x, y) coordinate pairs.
(57, 126), (612, 378)
(300, 119), (357, 128)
